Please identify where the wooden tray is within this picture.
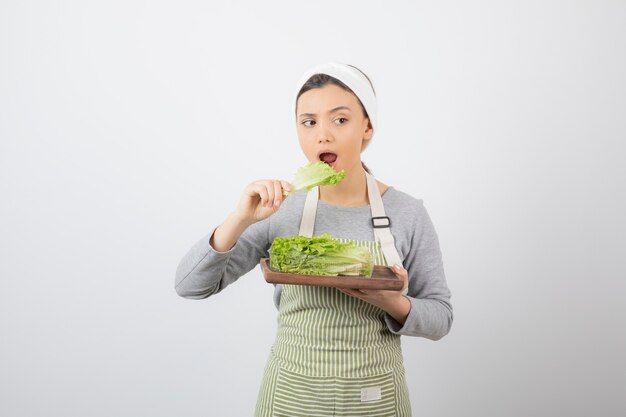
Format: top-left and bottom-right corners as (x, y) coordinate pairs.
(260, 258), (404, 290)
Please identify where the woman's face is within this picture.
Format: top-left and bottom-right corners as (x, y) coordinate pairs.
(296, 84), (373, 173)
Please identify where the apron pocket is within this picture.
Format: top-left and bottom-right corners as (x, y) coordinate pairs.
(273, 368), (336, 417)
(334, 371), (397, 417)
(273, 367), (397, 417)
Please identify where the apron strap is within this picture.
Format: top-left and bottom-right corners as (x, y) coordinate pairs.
(365, 172), (403, 269)
(298, 185), (318, 237)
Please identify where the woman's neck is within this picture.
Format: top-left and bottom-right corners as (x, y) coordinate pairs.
(318, 164), (369, 207)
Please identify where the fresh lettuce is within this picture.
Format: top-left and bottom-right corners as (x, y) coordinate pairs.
(285, 161), (346, 195)
(269, 234), (373, 277)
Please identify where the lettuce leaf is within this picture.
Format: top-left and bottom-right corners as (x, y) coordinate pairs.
(269, 234), (373, 277)
(285, 161), (346, 195)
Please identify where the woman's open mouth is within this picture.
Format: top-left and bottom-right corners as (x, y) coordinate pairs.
(319, 152), (338, 169)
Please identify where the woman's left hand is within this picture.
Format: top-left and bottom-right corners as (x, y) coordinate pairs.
(337, 264), (411, 325)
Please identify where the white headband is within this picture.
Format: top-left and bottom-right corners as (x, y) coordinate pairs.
(294, 62), (377, 143)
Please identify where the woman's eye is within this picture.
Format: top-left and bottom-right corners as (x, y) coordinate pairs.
(302, 120), (315, 127)
(334, 117), (348, 125)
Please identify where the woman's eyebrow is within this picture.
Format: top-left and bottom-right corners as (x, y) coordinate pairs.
(328, 105), (352, 114)
(299, 106), (352, 118)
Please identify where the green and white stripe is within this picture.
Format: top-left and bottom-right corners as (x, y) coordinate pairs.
(255, 239), (412, 416)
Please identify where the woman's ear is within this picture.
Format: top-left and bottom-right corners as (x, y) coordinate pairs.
(363, 118), (373, 141)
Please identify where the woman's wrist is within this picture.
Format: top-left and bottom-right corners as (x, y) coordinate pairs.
(380, 294), (411, 326)
(209, 212), (254, 252)
(229, 211), (255, 228)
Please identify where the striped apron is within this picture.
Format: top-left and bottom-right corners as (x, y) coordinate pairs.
(256, 173), (412, 416)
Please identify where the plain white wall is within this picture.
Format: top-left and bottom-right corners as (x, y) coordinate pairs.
(1, 1), (625, 416)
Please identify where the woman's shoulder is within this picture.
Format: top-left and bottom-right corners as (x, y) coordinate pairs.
(381, 183), (434, 230)
(381, 182), (424, 209)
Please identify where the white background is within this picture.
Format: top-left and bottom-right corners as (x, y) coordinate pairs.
(1, 1), (625, 416)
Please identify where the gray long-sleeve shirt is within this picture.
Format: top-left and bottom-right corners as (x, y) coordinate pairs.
(174, 187), (453, 340)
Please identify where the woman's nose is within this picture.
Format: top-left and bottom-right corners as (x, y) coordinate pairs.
(317, 123), (332, 143)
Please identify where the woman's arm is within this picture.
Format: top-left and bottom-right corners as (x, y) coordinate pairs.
(339, 200), (453, 340)
(174, 215), (270, 299)
(385, 200), (453, 340)
(174, 179), (291, 299)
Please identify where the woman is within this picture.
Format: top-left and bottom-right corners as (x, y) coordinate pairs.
(175, 62), (453, 416)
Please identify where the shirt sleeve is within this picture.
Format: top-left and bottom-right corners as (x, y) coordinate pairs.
(174, 217), (271, 299)
(384, 200), (453, 340)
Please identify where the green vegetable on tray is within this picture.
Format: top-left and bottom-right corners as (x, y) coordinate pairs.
(284, 161), (346, 195)
(269, 234), (373, 277)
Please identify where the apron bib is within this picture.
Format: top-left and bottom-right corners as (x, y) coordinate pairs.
(255, 173), (412, 416)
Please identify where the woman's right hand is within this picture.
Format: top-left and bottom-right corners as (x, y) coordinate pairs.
(232, 179), (292, 225)
(211, 180), (291, 252)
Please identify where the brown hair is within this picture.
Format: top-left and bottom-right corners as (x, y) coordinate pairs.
(296, 68), (374, 175)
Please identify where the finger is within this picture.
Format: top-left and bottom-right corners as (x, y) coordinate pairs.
(272, 180), (283, 207)
(392, 264), (409, 291)
(392, 264), (407, 277)
(264, 181), (276, 207)
(338, 288), (356, 297)
(254, 183), (270, 207)
(346, 288), (365, 298)
(281, 180), (292, 196)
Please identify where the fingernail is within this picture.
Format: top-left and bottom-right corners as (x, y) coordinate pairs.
(275, 200), (280, 206)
